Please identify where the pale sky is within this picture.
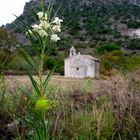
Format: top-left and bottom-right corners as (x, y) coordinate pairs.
(0, 0), (30, 26)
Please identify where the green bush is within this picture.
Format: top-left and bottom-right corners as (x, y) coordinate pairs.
(44, 57), (64, 75)
(125, 55), (140, 71)
(96, 43), (121, 55)
(44, 57), (56, 70)
(0, 49), (13, 71)
(56, 59), (64, 75)
(126, 39), (140, 50)
(113, 31), (121, 38)
(100, 50), (140, 75)
(0, 28), (17, 50)
(8, 54), (33, 71)
(127, 21), (140, 29)
(100, 50), (126, 74)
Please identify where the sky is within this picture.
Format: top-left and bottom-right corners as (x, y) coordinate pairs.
(0, 0), (30, 26)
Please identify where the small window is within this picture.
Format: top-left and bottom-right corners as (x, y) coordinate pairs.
(76, 67), (79, 71)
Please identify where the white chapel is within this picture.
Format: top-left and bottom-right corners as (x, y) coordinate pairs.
(64, 46), (99, 78)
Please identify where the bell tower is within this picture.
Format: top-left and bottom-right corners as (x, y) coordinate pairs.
(70, 46), (76, 57)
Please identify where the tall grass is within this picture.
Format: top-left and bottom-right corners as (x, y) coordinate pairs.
(46, 73), (140, 139)
(0, 73), (140, 139)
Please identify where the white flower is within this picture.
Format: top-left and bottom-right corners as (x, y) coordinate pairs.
(39, 21), (50, 31)
(38, 29), (48, 37)
(51, 34), (60, 42)
(32, 24), (42, 32)
(37, 12), (47, 20)
(26, 29), (32, 36)
(52, 25), (61, 32)
(52, 17), (63, 25)
(37, 12), (44, 19)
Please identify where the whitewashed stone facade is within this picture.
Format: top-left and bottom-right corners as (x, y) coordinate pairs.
(64, 46), (99, 78)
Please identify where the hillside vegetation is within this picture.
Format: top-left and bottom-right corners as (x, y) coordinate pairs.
(5, 0), (140, 49)
(0, 0), (140, 74)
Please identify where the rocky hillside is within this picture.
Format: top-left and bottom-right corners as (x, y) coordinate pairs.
(100, 0), (140, 4)
(4, 0), (140, 52)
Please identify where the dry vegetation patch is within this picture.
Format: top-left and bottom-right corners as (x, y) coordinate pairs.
(1, 73), (140, 139)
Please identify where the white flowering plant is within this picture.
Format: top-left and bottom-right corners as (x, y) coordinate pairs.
(31, 13), (63, 41)
(15, 1), (63, 139)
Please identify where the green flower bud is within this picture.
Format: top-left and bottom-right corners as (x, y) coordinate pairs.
(35, 98), (58, 111)
(35, 97), (51, 111)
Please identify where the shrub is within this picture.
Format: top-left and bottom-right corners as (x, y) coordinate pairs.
(44, 57), (56, 70)
(100, 50), (140, 75)
(125, 55), (140, 71)
(113, 31), (121, 38)
(96, 43), (120, 55)
(127, 21), (140, 29)
(0, 49), (13, 71)
(8, 54), (33, 71)
(0, 28), (17, 50)
(44, 57), (64, 75)
(126, 39), (140, 50)
(100, 50), (126, 75)
(56, 59), (64, 75)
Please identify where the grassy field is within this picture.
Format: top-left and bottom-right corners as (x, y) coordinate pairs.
(5, 68), (140, 93)
(1, 71), (140, 139)
(5, 75), (103, 93)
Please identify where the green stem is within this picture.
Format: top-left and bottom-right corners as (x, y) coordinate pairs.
(41, 0), (45, 14)
(39, 46), (45, 96)
(39, 42), (47, 138)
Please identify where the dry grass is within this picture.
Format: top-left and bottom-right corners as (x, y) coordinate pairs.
(1, 72), (140, 139)
(5, 75), (104, 93)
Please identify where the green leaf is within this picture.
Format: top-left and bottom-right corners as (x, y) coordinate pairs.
(30, 5), (39, 23)
(27, 106), (47, 138)
(46, 4), (53, 22)
(28, 72), (41, 96)
(16, 47), (38, 75)
(14, 14), (43, 58)
(33, 31), (44, 51)
(41, 0), (45, 14)
(17, 86), (36, 104)
(14, 14), (36, 46)
(52, 5), (61, 22)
